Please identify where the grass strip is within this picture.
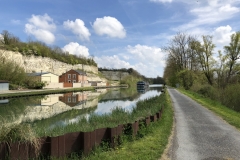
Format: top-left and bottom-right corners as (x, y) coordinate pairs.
(179, 89), (240, 130)
(33, 93), (164, 137)
(81, 91), (173, 160)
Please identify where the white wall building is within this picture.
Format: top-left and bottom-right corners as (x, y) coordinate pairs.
(0, 80), (9, 91)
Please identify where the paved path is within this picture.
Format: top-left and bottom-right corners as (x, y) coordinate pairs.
(167, 89), (240, 160)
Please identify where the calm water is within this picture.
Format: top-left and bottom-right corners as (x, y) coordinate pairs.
(0, 85), (163, 130)
(95, 85), (162, 115)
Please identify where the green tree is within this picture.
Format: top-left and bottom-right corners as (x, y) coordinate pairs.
(196, 35), (216, 85)
(1, 30), (20, 46)
(224, 31), (240, 84)
(0, 58), (26, 85)
(215, 50), (228, 88)
(177, 69), (194, 90)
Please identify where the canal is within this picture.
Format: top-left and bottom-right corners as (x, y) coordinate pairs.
(0, 85), (163, 136)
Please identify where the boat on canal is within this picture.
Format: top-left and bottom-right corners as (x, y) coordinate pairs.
(137, 81), (149, 89)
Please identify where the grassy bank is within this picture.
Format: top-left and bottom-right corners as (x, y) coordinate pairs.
(0, 90), (173, 160)
(33, 93), (165, 137)
(80, 91), (173, 160)
(179, 89), (240, 130)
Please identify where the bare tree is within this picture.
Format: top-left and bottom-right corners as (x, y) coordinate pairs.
(164, 32), (199, 71)
(163, 32), (200, 88)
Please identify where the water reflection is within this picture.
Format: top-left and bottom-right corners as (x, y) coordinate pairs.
(95, 86), (162, 115)
(59, 92), (88, 108)
(0, 99), (9, 104)
(0, 85), (163, 129)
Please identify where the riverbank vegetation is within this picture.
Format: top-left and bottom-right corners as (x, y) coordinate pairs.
(0, 90), (173, 160)
(46, 89), (173, 160)
(163, 31), (240, 112)
(31, 93), (165, 137)
(81, 91), (173, 160)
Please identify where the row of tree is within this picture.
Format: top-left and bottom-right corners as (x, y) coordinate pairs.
(0, 30), (97, 66)
(163, 31), (240, 90)
(99, 67), (165, 85)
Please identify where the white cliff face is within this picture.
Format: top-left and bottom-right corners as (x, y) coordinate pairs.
(0, 49), (98, 75)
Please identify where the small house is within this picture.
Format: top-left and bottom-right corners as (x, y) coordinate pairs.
(0, 80), (9, 91)
(27, 72), (62, 89)
(88, 81), (104, 86)
(28, 72), (59, 83)
(59, 69), (88, 87)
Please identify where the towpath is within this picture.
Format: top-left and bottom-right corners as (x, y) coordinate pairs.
(166, 88), (240, 160)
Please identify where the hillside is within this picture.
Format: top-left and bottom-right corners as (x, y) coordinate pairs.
(0, 49), (107, 83)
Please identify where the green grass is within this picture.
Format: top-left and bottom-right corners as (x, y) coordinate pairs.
(179, 89), (240, 130)
(31, 107), (97, 137)
(80, 91), (173, 160)
(33, 94), (166, 137)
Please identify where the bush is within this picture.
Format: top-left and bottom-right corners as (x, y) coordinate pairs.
(195, 84), (219, 100)
(0, 58), (27, 86)
(9, 84), (19, 90)
(24, 79), (46, 89)
(177, 70), (194, 90)
(221, 84), (240, 112)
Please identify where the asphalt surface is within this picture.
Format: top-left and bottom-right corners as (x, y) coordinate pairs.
(167, 89), (240, 160)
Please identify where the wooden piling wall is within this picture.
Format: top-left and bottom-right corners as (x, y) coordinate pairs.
(0, 107), (164, 159)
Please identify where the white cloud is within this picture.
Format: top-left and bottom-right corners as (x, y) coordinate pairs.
(95, 44), (165, 77)
(127, 44), (165, 76)
(92, 16), (126, 38)
(149, 0), (172, 3)
(28, 14), (56, 30)
(63, 19), (91, 41)
(94, 55), (132, 69)
(212, 25), (235, 53)
(175, 1), (240, 31)
(25, 14), (56, 44)
(127, 44), (165, 67)
(62, 42), (89, 57)
(213, 25), (235, 45)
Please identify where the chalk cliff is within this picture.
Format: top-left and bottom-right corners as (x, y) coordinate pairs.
(0, 49), (106, 82)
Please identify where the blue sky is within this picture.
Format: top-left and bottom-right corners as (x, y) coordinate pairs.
(1, 0), (240, 78)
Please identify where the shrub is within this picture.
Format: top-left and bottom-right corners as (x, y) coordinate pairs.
(221, 84), (240, 112)
(196, 84), (219, 100)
